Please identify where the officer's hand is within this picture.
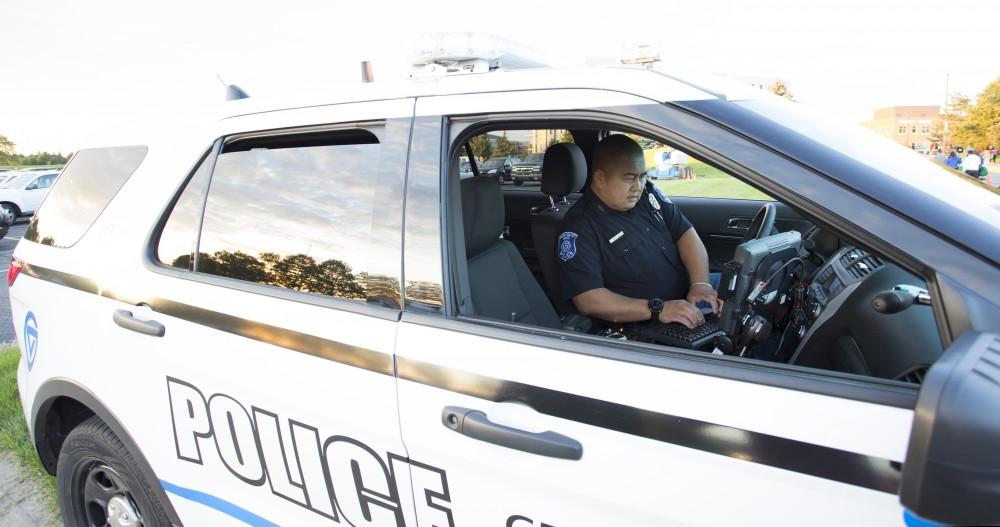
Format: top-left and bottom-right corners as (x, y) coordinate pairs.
(659, 300), (704, 329)
(687, 283), (723, 315)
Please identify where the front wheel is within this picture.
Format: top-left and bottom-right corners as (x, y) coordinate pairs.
(57, 416), (172, 527)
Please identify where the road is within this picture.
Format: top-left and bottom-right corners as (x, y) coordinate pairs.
(0, 221), (27, 345)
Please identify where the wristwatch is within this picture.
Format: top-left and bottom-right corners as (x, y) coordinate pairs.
(648, 298), (664, 321)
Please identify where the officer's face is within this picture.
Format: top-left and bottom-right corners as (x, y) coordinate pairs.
(594, 154), (647, 211)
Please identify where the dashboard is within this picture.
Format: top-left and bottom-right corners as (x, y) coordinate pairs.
(787, 242), (943, 383)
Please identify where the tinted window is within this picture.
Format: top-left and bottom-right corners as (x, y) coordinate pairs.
(33, 174), (56, 189)
(25, 146), (147, 247)
(156, 150), (214, 270)
(196, 131), (380, 302)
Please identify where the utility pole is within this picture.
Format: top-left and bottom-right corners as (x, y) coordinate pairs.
(944, 73), (949, 112)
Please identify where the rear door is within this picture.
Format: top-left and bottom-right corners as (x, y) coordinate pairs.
(105, 100), (419, 526)
(395, 93), (917, 526)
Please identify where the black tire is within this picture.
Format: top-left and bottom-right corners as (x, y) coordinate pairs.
(0, 203), (19, 222)
(57, 416), (172, 527)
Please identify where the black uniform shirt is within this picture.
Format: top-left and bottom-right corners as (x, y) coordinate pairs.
(557, 183), (694, 303)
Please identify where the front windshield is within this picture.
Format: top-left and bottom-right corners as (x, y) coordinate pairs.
(736, 98), (1000, 224)
(481, 158), (505, 169)
(520, 154), (544, 164)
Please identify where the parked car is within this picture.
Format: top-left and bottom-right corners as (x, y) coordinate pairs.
(511, 153), (544, 185)
(459, 161), (473, 178)
(0, 170), (58, 220)
(480, 155), (519, 183)
(9, 62), (1000, 527)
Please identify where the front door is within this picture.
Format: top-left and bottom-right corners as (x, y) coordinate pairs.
(394, 94), (916, 526)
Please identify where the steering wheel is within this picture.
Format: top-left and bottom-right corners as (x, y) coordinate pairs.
(741, 202), (776, 243)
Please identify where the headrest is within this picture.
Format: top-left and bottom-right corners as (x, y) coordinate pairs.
(541, 143), (587, 198)
(460, 176), (505, 257)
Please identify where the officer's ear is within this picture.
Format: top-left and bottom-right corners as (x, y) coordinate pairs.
(592, 168), (607, 187)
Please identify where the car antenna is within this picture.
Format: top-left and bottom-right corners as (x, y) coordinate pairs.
(216, 73), (250, 101)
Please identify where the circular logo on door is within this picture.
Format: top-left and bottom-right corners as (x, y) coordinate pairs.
(24, 312), (38, 371)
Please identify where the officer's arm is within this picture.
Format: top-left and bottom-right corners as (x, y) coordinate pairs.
(676, 227), (710, 285)
(676, 227), (722, 313)
(572, 288), (704, 328)
(572, 288), (653, 324)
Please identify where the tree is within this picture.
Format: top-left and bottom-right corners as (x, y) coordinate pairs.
(494, 134), (518, 157)
(0, 135), (15, 165)
(952, 76), (1000, 150)
(930, 93), (970, 150)
(559, 130), (574, 144)
(468, 134), (493, 161)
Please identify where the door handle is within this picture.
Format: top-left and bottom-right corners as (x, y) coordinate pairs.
(113, 309), (165, 337)
(727, 217), (752, 230)
(441, 406), (582, 460)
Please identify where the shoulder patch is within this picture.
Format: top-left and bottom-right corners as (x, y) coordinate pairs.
(558, 232), (578, 262)
(653, 186), (672, 204)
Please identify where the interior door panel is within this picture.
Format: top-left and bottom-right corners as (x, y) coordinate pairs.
(671, 197), (813, 271)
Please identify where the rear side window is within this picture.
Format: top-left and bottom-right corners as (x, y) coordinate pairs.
(25, 146), (147, 247)
(157, 130), (383, 304)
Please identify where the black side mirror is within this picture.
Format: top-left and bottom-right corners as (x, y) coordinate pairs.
(899, 331), (1000, 525)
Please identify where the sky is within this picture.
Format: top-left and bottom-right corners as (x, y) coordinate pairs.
(2, 0), (998, 155)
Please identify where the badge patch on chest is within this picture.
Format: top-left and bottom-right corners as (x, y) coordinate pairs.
(653, 186), (671, 204)
(648, 192), (661, 210)
(558, 232), (578, 261)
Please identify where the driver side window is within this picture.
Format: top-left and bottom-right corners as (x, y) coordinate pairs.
(450, 120), (943, 388)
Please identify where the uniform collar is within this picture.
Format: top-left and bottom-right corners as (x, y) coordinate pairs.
(585, 187), (643, 216)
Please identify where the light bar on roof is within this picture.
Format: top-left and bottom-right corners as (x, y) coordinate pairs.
(410, 32), (548, 79)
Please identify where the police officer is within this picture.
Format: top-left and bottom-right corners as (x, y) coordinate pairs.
(557, 134), (720, 329)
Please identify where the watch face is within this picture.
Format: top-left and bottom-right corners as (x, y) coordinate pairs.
(649, 298), (663, 311)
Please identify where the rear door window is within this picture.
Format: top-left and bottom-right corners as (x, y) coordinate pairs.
(157, 129), (390, 305)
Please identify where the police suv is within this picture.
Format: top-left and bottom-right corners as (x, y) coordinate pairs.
(10, 51), (1000, 527)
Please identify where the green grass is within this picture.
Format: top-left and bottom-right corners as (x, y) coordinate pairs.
(0, 347), (59, 509)
(655, 160), (772, 200)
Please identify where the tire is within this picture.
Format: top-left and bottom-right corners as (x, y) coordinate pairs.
(0, 203), (19, 222)
(57, 416), (172, 527)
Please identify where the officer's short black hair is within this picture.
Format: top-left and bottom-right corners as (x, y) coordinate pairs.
(593, 134), (644, 175)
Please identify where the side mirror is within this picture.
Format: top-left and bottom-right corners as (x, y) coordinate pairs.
(26, 182), (38, 190)
(899, 331), (1000, 525)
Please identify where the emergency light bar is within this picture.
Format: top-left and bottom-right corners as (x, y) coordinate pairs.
(410, 32), (549, 79)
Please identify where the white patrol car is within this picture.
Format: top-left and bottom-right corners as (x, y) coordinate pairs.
(10, 52), (1000, 527)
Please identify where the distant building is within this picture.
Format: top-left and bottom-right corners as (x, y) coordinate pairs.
(863, 106), (942, 153)
(529, 130), (561, 153)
